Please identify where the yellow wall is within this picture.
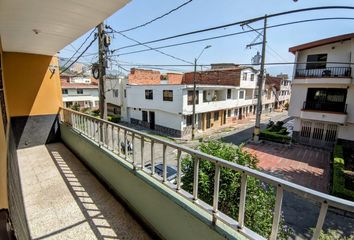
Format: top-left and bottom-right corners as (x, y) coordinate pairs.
(0, 38), (9, 209)
(3, 52), (62, 117)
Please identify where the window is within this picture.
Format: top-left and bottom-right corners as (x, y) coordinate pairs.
(306, 54), (327, 69)
(124, 89), (127, 98)
(145, 89), (153, 100)
(77, 89), (83, 94)
(227, 89), (232, 99)
(142, 111), (148, 122)
(242, 72), (248, 81)
(112, 89), (118, 98)
(239, 90), (245, 99)
(163, 90), (173, 101)
(188, 90), (199, 105)
(214, 111), (219, 121)
(234, 108), (238, 116)
(203, 90), (207, 102)
(227, 109), (231, 117)
(250, 74), (255, 81)
(186, 115), (193, 126)
(62, 89), (68, 94)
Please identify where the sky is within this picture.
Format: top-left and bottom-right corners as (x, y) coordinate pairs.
(59, 0), (354, 77)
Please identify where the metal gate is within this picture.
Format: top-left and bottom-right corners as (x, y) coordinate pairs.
(300, 120), (338, 148)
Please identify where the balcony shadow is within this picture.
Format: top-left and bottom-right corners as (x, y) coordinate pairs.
(41, 143), (150, 240)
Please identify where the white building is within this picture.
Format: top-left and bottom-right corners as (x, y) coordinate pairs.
(289, 33), (354, 148)
(61, 76), (99, 109)
(105, 77), (128, 118)
(123, 67), (263, 137)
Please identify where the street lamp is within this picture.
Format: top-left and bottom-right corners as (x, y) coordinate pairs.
(191, 45), (212, 140)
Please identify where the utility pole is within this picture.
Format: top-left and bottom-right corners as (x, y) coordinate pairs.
(253, 15), (267, 142)
(191, 58), (197, 140)
(98, 22), (107, 120)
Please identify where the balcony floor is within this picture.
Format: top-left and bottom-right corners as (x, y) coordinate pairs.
(17, 143), (152, 240)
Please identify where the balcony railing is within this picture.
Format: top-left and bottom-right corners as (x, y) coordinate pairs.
(60, 107), (354, 240)
(295, 67), (351, 78)
(303, 101), (347, 113)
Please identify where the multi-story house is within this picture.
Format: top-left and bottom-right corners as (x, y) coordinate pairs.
(277, 74), (292, 108)
(289, 33), (354, 148)
(123, 67), (261, 137)
(105, 76), (127, 117)
(61, 75), (99, 109)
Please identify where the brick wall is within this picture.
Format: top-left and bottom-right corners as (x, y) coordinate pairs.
(182, 69), (241, 86)
(167, 73), (183, 84)
(128, 68), (161, 85)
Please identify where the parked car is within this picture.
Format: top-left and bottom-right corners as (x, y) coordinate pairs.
(145, 163), (178, 183)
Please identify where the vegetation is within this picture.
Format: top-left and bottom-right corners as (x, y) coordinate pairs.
(332, 145), (354, 200)
(313, 229), (353, 240)
(181, 141), (292, 239)
(70, 103), (80, 111)
(260, 121), (291, 144)
(283, 102), (289, 110)
(108, 115), (120, 123)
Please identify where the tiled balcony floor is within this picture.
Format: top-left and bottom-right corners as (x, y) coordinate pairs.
(17, 143), (152, 240)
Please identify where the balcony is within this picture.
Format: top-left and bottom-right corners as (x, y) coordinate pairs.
(301, 101), (347, 124)
(294, 67), (352, 85)
(295, 67), (351, 78)
(54, 108), (354, 240)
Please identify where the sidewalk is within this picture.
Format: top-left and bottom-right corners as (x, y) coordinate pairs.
(177, 110), (290, 148)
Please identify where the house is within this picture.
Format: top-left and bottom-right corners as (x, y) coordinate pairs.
(288, 33), (354, 148)
(60, 75), (99, 109)
(123, 67), (262, 137)
(104, 76), (128, 117)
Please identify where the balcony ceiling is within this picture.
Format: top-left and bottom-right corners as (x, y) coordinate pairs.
(0, 0), (130, 56)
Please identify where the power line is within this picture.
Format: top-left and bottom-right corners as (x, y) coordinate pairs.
(118, 0), (193, 33)
(106, 61), (354, 67)
(60, 35), (98, 74)
(107, 26), (193, 64)
(113, 6), (354, 51)
(61, 28), (96, 69)
(110, 17), (354, 57)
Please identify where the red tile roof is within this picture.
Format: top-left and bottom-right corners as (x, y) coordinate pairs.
(289, 33), (354, 54)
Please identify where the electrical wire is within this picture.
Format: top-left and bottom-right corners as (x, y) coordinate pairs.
(107, 26), (193, 64)
(113, 6), (354, 51)
(110, 17), (354, 57)
(60, 35), (98, 74)
(105, 61), (354, 67)
(61, 28), (96, 69)
(117, 0), (193, 33)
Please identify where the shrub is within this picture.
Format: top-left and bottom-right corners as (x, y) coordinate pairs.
(70, 103), (80, 111)
(260, 129), (291, 144)
(267, 120), (275, 129)
(332, 145), (354, 200)
(181, 141), (292, 239)
(108, 115), (120, 123)
(284, 102), (289, 110)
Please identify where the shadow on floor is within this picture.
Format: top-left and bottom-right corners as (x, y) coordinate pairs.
(42, 143), (151, 240)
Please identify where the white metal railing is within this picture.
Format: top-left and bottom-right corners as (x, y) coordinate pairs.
(60, 107), (354, 240)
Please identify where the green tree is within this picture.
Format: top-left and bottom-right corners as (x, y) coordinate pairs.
(181, 141), (291, 239)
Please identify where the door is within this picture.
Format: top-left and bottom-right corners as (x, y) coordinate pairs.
(300, 120), (338, 148)
(206, 112), (211, 129)
(149, 111), (155, 130)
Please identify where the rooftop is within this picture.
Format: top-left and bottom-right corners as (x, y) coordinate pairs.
(289, 32), (354, 54)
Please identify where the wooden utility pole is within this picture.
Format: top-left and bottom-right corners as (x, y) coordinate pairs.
(191, 58), (197, 140)
(253, 15), (267, 142)
(98, 22), (107, 120)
